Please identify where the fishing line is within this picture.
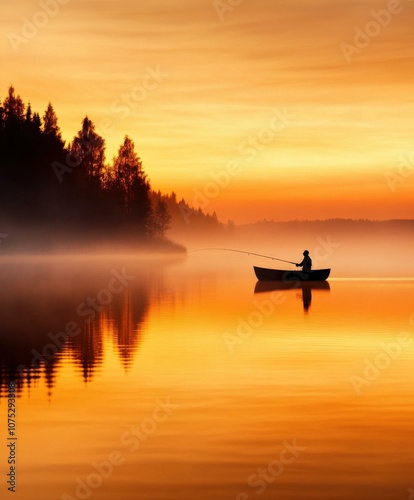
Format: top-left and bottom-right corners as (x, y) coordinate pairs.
(189, 248), (297, 265)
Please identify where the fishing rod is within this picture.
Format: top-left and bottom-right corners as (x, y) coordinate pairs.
(190, 248), (297, 265)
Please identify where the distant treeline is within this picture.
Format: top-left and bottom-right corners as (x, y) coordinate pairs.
(240, 218), (414, 231)
(0, 86), (223, 251)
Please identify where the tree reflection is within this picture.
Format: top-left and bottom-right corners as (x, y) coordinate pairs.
(0, 260), (159, 398)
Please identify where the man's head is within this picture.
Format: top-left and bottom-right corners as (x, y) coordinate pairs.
(303, 250), (309, 256)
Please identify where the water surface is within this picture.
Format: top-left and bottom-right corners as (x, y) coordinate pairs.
(0, 255), (413, 500)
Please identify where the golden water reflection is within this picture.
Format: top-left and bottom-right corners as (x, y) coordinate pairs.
(0, 257), (414, 500)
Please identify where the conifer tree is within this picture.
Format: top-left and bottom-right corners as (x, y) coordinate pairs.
(42, 102), (63, 145)
(113, 135), (152, 233)
(70, 116), (105, 181)
(3, 86), (24, 123)
(153, 199), (172, 238)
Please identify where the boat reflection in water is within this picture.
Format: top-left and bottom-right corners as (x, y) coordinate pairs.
(254, 280), (331, 312)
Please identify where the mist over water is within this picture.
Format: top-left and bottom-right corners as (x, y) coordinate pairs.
(176, 220), (414, 277)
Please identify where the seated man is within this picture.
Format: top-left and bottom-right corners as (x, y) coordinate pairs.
(296, 250), (312, 273)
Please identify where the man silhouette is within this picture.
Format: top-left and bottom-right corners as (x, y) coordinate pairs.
(296, 250), (312, 273)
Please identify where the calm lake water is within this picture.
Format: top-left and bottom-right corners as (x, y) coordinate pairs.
(1, 254), (414, 500)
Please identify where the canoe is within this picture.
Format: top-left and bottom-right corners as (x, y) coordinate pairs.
(254, 266), (330, 282)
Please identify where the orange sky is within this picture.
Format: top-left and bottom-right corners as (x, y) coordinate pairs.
(1, 0), (414, 223)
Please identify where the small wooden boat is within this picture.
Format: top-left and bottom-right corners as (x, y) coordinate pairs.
(254, 266), (330, 282)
